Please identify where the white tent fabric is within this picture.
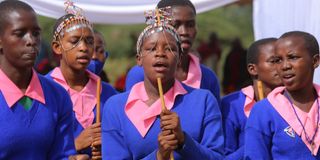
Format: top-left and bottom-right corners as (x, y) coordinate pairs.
(253, 0), (320, 84)
(22, 0), (237, 24)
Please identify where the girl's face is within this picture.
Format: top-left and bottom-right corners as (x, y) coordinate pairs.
(137, 31), (179, 84)
(92, 33), (106, 62)
(256, 42), (282, 89)
(0, 10), (41, 69)
(275, 36), (318, 91)
(54, 25), (94, 71)
(171, 6), (197, 54)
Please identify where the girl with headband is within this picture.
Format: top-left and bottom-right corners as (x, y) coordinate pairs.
(45, 1), (117, 159)
(102, 7), (224, 160)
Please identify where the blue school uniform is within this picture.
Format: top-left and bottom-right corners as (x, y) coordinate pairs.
(125, 64), (221, 103)
(46, 68), (117, 155)
(0, 74), (76, 159)
(102, 83), (224, 160)
(221, 90), (248, 160)
(244, 99), (320, 159)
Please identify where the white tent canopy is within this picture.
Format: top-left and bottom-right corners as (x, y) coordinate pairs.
(23, 0), (237, 24)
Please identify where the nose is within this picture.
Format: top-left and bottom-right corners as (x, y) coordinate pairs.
(177, 24), (188, 37)
(78, 39), (89, 53)
(92, 51), (98, 59)
(281, 59), (292, 71)
(26, 32), (39, 47)
(154, 48), (166, 58)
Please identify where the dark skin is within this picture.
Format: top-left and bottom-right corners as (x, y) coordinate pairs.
(0, 9), (88, 160)
(137, 31), (184, 160)
(52, 25), (101, 159)
(0, 9), (41, 92)
(170, 6), (197, 82)
(92, 32), (107, 63)
(275, 36), (319, 112)
(247, 41), (282, 100)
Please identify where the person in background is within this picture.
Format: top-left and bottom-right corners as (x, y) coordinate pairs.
(197, 32), (222, 73)
(222, 38), (282, 159)
(244, 31), (320, 159)
(87, 30), (108, 75)
(223, 38), (251, 94)
(0, 0), (76, 159)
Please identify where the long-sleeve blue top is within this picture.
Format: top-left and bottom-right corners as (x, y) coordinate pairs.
(45, 72), (118, 155)
(0, 74), (76, 159)
(102, 84), (224, 160)
(221, 90), (247, 160)
(244, 99), (320, 159)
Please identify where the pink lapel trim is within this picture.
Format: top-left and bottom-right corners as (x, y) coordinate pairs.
(241, 85), (256, 117)
(268, 84), (320, 155)
(0, 69), (45, 107)
(51, 67), (101, 128)
(182, 53), (202, 88)
(125, 80), (187, 137)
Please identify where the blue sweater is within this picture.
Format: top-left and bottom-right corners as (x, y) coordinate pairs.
(244, 99), (320, 159)
(46, 72), (118, 155)
(125, 65), (221, 103)
(102, 84), (224, 160)
(0, 75), (76, 159)
(221, 90), (247, 160)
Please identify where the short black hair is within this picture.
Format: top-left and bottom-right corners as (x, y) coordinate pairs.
(157, 0), (196, 15)
(280, 31), (319, 57)
(247, 38), (277, 65)
(0, 0), (35, 35)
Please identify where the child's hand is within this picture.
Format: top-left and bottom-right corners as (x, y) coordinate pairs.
(75, 123), (101, 151)
(160, 110), (185, 146)
(91, 145), (102, 160)
(157, 130), (178, 160)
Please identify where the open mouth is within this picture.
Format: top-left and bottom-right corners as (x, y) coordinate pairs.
(281, 73), (295, 84)
(76, 55), (90, 64)
(153, 61), (168, 72)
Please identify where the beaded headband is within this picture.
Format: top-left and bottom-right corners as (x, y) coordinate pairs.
(136, 7), (181, 56)
(53, 0), (93, 41)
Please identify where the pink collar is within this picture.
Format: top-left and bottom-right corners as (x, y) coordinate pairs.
(125, 80), (187, 137)
(268, 84), (320, 155)
(182, 53), (202, 88)
(0, 69), (45, 107)
(51, 67), (100, 128)
(241, 85), (255, 117)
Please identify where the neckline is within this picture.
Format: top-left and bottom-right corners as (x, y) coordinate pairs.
(284, 90), (320, 146)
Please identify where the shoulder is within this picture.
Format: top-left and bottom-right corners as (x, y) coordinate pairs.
(250, 99), (274, 115)
(125, 65), (144, 91)
(104, 91), (129, 110)
(221, 90), (245, 111)
(182, 84), (219, 108)
(101, 81), (118, 95)
(183, 83), (212, 96)
(127, 65), (144, 75)
(246, 99), (276, 131)
(38, 74), (68, 95)
(200, 64), (218, 80)
(221, 91), (244, 104)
